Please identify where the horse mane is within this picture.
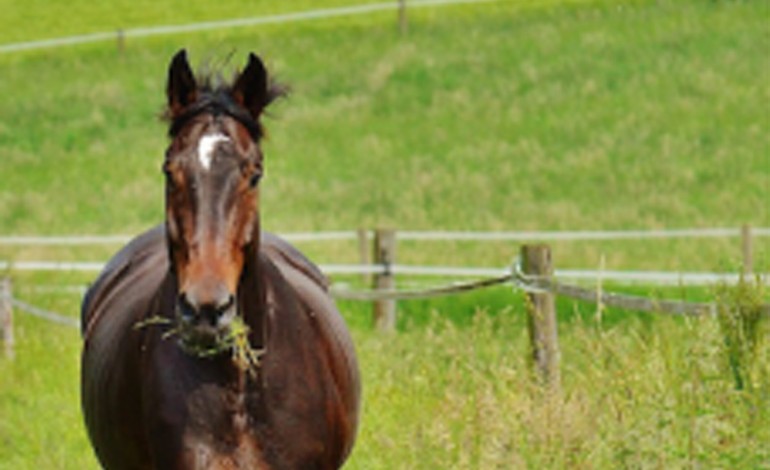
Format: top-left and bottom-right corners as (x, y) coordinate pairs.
(164, 69), (287, 140)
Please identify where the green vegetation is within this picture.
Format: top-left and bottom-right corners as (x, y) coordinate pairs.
(2, 288), (769, 469)
(0, 0), (768, 468)
(0, 0), (391, 44)
(0, 0), (767, 269)
(716, 278), (767, 391)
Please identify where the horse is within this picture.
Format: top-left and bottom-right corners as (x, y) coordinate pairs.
(81, 50), (360, 469)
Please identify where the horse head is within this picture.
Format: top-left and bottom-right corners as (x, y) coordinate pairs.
(162, 49), (284, 354)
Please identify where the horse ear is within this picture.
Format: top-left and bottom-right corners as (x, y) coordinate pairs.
(166, 49), (197, 118)
(231, 53), (270, 120)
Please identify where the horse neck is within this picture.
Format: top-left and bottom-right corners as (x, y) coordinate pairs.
(238, 231), (267, 351)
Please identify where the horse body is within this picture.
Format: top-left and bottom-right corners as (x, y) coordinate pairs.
(81, 51), (360, 469)
(82, 226), (359, 469)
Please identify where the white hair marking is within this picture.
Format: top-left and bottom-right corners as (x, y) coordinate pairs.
(197, 133), (230, 170)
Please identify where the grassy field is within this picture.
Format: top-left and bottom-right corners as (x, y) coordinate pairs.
(1, 0), (767, 268)
(2, 284), (769, 469)
(0, 0), (769, 468)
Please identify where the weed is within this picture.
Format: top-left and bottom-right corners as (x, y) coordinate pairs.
(715, 276), (767, 391)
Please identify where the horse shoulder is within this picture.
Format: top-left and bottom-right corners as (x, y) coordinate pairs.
(81, 225), (169, 469)
(258, 235), (361, 466)
(261, 233), (359, 400)
(81, 225), (167, 337)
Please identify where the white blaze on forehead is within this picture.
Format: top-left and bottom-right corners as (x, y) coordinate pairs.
(197, 133), (230, 170)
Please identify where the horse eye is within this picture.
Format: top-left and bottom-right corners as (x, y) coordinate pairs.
(163, 166), (174, 181)
(249, 172), (262, 188)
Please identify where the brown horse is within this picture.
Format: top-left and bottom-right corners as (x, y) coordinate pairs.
(81, 50), (360, 469)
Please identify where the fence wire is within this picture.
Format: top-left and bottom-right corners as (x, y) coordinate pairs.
(331, 273), (513, 300)
(0, 0), (500, 54)
(2, 226), (767, 246)
(2, 266), (767, 331)
(2, 294), (80, 329)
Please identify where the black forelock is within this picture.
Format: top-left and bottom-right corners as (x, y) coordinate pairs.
(166, 85), (264, 140)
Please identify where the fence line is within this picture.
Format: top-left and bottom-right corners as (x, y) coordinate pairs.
(334, 263), (770, 316)
(5, 270), (768, 330)
(0, 0), (500, 55)
(17, 285), (88, 296)
(512, 268), (716, 317)
(0, 235), (134, 246)
(1, 294), (80, 329)
(0, 232), (361, 246)
(1, 226), (766, 337)
(2, 266), (767, 334)
(3, 235), (765, 386)
(2, 226), (767, 246)
(0, 261), (105, 272)
(0, 258), (764, 286)
(398, 227), (770, 241)
(332, 273), (512, 300)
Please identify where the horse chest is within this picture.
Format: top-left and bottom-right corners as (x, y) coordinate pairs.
(178, 404), (269, 470)
(152, 367), (325, 469)
(142, 341), (268, 468)
(180, 426), (266, 469)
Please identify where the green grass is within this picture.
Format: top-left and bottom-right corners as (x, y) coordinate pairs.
(0, 293), (91, 469)
(0, 0), (767, 270)
(2, 288), (769, 469)
(351, 307), (770, 469)
(1, 0), (769, 468)
(0, 0), (395, 44)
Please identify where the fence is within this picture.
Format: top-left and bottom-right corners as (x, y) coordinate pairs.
(0, 0), (499, 55)
(1, 226), (768, 386)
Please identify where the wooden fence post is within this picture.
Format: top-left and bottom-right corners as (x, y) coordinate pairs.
(1, 278), (14, 360)
(116, 29), (126, 55)
(398, 0), (408, 34)
(741, 224), (753, 278)
(357, 228), (371, 285)
(373, 228), (397, 332)
(521, 245), (560, 390)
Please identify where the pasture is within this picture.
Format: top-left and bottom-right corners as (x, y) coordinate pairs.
(0, 0), (768, 468)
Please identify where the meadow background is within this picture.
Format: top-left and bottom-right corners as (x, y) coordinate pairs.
(0, 0), (768, 468)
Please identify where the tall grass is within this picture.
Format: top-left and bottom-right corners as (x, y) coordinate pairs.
(349, 302), (770, 468)
(2, 290), (768, 468)
(716, 278), (767, 392)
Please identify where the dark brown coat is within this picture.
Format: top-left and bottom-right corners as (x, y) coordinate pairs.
(81, 226), (360, 469)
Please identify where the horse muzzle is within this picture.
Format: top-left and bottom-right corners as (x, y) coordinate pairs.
(176, 288), (237, 356)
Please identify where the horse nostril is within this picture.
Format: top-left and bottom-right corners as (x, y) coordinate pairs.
(211, 294), (236, 326)
(178, 293), (196, 321)
(220, 294), (235, 313)
(178, 288), (235, 327)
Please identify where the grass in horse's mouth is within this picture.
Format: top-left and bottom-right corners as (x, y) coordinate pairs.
(134, 315), (263, 376)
